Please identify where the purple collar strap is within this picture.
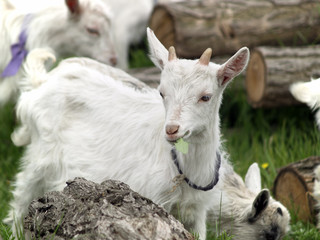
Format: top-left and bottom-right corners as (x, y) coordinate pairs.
(1, 14), (32, 78)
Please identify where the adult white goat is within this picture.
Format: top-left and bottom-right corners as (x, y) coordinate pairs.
(6, 28), (249, 239)
(290, 78), (320, 129)
(104, 0), (189, 69)
(0, 0), (116, 104)
(208, 163), (290, 239)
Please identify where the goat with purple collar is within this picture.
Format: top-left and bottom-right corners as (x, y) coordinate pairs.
(6, 28), (249, 239)
(0, 0), (117, 105)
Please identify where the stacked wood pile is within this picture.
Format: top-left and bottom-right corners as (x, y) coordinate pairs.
(149, 0), (320, 108)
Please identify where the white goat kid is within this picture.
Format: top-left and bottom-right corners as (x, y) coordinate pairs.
(0, 0), (116, 104)
(290, 78), (320, 129)
(7, 28), (249, 239)
(208, 163), (290, 240)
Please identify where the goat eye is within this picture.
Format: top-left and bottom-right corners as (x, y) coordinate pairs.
(86, 27), (100, 36)
(160, 92), (164, 99)
(277, 207), (283, 216)
(200, 95), (211, 102)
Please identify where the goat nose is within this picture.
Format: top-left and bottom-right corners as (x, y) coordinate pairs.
(109, 56), (117, 66)
(166, 125), (179, 135)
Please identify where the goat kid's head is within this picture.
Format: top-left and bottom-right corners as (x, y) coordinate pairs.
(147, 28), (249, 143)
(245, 163), (290, 240)
(64, 0), (117, 66)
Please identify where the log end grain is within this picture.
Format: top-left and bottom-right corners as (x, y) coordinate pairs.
(149, 5), (175, 50)
(273, 156), (320, 223)
(274, 167), (313, 222)
(245, 50), (266, 107)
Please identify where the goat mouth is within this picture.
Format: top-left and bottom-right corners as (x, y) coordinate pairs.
(166, 131), (191, 143)
(166, 137), (178, 144)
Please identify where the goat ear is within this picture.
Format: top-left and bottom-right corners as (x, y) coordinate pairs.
(65, 0), (80, 15)
(245, 163), (261, 194)
(217, 47), (249, 87)
(147, 28), (169, 70)
(248, 189), (270, 222)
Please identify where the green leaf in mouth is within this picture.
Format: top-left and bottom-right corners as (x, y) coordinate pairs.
(174, 138), (189, 154)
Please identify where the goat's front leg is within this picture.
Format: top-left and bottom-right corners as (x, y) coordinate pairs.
(180, 204), (207, 240)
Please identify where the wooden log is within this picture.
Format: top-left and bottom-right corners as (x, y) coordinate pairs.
(245, 45), (320, 108)
(150, 0), (320, 58)
(273, 156), (320, 223)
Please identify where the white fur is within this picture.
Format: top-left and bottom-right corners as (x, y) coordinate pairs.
(6, 28), (249, 239)
(104, 0), (154, 69)
(208, 163), (290, 240)
(9, 0), (196, 70)
(313, 165), (320, 229)
(103, 0), (190, 69)
(0, 0), (116, 104)
(290, 78), (320, 129)
(245, 162), (261, 194)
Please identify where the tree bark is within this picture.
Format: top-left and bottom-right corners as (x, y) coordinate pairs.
(24, 178), (194, 240)
(273, 156), (320, 223)
(245, 45), (320, 108)
(150, 0), (320, 59)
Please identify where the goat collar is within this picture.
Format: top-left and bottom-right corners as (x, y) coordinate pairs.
(1, 14), (32, 77)
(170, 147), (221, 191)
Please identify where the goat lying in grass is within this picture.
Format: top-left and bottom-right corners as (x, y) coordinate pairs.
(208, 163), (290, 240)
(0, 0), (116, 104)
(6, 28), (249, 239)
(290, 78), (320, 129)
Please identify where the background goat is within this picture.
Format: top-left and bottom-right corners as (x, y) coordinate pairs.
(290, 78), (320, 129)
(6, 28), (249, 239)
(0, 0), (116, 104)
(9, 0), (192, 69)
(104, 0), (187, 69)
(313, 165), (320, 229)
(208, 162), (290, 240)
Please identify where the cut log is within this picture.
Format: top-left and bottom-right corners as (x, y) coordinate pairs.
(245, 45), (320, 108)
(273, 156), (320, 223)
(24, 178), (194, 240)
(150, 0), (320, 58)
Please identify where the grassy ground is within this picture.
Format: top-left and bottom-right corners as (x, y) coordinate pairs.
(0, 47), (320, 239)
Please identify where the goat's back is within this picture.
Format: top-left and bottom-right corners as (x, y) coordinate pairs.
(16, 57), (175, 198)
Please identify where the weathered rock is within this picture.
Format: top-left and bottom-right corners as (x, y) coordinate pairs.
(24, 177), (194, 240)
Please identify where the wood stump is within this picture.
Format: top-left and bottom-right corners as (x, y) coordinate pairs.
(273, 156), (320, 223)
(150, 0), (320, 59)
(24, 178), (194, 240)
(245, 45), (320, 108)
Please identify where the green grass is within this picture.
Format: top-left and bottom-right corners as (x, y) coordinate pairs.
(1, 47), (320, 239)
(0, 103), (23, 221)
